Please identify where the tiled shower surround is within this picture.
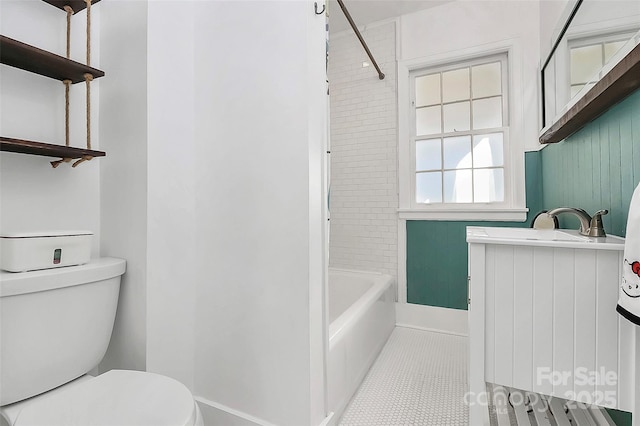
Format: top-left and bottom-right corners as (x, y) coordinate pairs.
(328, 21), (398, 279)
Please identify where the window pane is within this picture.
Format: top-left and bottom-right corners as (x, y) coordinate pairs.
(416, 172), (442, 204)
(474, 168), (504, 202)
(571, 84), (584, 98)
(416, 105), (441, 135)
(472, 62), (501, 98)
(442, 68), (470, 103)
(410, 53), (510, 207)
(444, 169), (472, 203)
(415, 74), (440, 107)
(571, 44), (603, 84)
(472, 97), (502, 130)
(443, 101), (470, 133)
(604, 40), (626, 64)
(443, 135), (472, 169)
(473, 133), (504, 167)
(416, 138), (441, 171)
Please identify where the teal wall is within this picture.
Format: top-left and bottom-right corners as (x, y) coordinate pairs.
(541, 89), (640, 237)
(608, 409), (633, 426)
(541, 88), (639, 426)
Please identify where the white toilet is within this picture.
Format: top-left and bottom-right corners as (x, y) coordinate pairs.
(0, 257), (203, 426)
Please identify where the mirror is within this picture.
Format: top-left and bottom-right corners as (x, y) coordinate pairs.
(541, 0), (640, 131)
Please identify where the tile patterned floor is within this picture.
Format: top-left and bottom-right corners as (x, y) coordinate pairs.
(339, 327), (469, 426)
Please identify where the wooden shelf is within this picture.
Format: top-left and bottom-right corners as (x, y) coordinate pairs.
(540, 43), (640, 144)
(0, 137), (106, 159)
(41, 0), (101, 14)
(1, 0), (106, 165)
(0, 35), (104, 84)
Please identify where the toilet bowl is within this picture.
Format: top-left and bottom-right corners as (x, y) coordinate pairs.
(0, 258), (203, 426)
(1, 371), (203, 426)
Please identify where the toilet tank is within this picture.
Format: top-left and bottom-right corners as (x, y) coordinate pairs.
(0, 257), (126, 406)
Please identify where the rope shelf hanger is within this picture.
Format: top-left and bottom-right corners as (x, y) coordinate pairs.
(52, 0), (95, 168)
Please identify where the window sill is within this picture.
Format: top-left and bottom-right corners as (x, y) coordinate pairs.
(398, 208), (529, 221)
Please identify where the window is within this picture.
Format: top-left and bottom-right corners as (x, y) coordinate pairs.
(569, 32), (634, 98)
(398, 45), (527, 221)
(411, 55), (507, 206)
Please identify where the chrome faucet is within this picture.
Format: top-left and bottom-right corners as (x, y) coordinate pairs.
(546, 207), (608, 237)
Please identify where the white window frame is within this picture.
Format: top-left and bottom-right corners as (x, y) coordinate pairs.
(398, 40), (528, 221)
(566, 29), (639, 101)
(410, 54), (509, 208)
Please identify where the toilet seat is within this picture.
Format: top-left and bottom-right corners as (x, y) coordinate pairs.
(11, 370), (200, 426)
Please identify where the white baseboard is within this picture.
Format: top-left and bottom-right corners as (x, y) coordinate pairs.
(320, 412), (335, 426)
(195, 396), (334, 426)
(195, 396), (274, 426)
(395, 302), (468, 336)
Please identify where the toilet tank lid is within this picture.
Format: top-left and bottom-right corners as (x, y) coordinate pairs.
(1, 230), (93, 238)
(14, 370), (197, 426)
(0, 257), (126, 297)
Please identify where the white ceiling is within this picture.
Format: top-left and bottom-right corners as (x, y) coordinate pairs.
(328, 0), (455, 33)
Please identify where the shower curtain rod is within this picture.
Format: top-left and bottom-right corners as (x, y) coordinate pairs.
(336, 0), (385, 80)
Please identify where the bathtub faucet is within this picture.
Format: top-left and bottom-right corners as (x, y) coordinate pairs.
(546, 207), (608, 237)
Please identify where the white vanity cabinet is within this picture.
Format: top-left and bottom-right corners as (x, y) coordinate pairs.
(466, 226), (637, 425)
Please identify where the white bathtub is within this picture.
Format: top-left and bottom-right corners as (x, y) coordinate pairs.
(327, 268), (396, 422)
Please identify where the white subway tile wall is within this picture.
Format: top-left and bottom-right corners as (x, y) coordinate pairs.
(328, 22), (398, 279)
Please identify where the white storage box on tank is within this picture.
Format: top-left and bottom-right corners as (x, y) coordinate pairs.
(1, 231), (93, 272)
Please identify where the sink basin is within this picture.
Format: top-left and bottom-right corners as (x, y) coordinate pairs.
(466, 226), (625, 249)
(481, 227), (588, 242)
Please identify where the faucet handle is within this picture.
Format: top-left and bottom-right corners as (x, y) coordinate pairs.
(589, 209), (608, 237)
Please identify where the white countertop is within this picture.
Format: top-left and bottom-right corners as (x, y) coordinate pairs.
(466, 226), (625, 250)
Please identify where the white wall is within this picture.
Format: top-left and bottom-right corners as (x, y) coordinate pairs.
(328, 21), (398, 279)
(399, 0), (541, 153)
(2, 4), (329, 426)
(0, 1), (101, 255)
(540, 0), (571, 61)
(98, 0), (148, 373)
(145, 2), (328, 425)
(145, 0), (197, 392)
(0, 0), (146, 374)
